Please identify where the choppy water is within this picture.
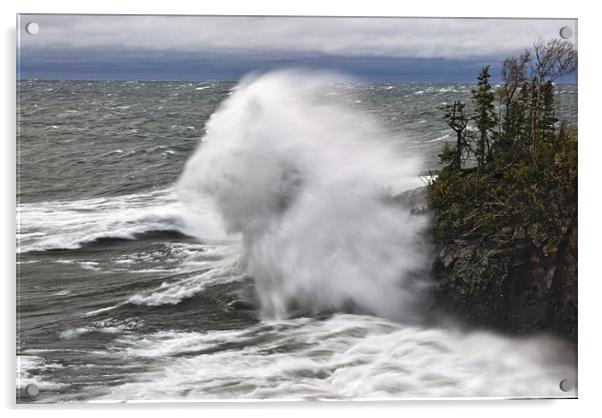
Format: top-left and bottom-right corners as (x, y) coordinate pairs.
(17, 78), (577, 402)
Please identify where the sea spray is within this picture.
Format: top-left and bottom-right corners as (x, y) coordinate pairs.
(178, 70), (430, 320)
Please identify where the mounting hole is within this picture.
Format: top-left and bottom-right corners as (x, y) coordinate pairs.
(559, 26), (573, 39)
(25, 22), (39, 35)
(25, 383), (39, 397)
(559, 378), (574, 392)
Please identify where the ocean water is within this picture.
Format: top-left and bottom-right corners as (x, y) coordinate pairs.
(17, 75), (577, 402)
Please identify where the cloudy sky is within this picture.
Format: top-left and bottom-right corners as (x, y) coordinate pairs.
(17, 15), (577, 81)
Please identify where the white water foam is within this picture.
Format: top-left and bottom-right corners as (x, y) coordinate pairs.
(18, 75), (577, 401)
(178, 70), (429, 321)
(17, 189), (184, 253)
(427, 133), (451, 142)
(126, 243), (245, 306)
(17, 187), (231, 253)
(59, 318), (143, 339)
(17, 355), (66, 391)
(96, 314), (576, 400)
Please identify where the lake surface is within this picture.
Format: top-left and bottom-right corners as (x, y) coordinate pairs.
(16, 79), (577, 402)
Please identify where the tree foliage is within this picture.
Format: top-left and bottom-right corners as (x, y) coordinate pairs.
(472, 65), (497, 165)
(428, 39), (578, 338)
(439, 38), (577, 170)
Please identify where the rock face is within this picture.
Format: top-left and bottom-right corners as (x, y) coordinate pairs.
(432, 224), (577, 341)
(396, 185), (577, 341)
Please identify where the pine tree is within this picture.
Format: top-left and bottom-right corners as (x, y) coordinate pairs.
(472, 65), (497, 166)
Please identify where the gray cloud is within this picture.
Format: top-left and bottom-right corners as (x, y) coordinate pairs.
(18, 15), (576, 60)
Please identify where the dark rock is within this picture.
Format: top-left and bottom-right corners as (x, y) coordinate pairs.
(432, 222), (577, 341)
(397, 184), (577, 341)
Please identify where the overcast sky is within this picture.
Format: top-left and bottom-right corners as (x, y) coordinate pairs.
(17, 15), (577, 82)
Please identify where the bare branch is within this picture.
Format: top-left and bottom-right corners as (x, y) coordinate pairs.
(532, 39), (578, 82)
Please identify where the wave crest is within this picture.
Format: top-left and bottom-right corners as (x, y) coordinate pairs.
(17, 190), (191, 253)
(178, 70), (430, 321)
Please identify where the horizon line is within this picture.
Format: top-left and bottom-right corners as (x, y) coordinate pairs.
(16, 78), (578, 85)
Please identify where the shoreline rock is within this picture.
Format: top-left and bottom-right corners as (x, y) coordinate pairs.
(396, 184), (577, 342)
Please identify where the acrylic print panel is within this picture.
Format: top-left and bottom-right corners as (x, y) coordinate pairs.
(16, 14), (578, 402)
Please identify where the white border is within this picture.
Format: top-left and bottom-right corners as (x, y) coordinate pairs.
(3, 1), (600, 417)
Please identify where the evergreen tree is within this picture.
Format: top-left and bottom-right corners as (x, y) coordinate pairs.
(516, 80), (532, 152)
(472, 65), (497, 166)
(437, 38), (576, 170)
